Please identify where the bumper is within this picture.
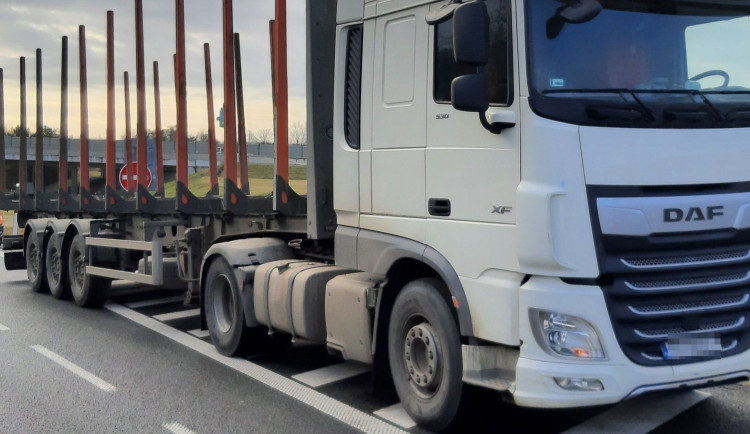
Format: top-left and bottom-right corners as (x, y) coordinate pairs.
(510, 276), (750, 408)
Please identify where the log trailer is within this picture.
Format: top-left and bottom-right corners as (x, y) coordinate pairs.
(3, 0), (750, 430)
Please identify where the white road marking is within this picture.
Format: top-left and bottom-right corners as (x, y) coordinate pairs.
(126, 296), (185, 309)
(30, 345), (117, 392)
(373, 404), (417, 429)
(163, 422), (197, 434)
(562, 390), (710, 434)
(0, 323), (9, 331)
(188, 329), (210, 338)
(153, 308), (201, 322)
(292, 361), (371, 388)
(105, 303), (408, 434)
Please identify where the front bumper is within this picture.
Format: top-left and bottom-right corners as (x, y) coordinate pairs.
(512, 276), (750, 408)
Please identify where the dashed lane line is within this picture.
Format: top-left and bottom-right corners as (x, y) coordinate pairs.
(373, 404), (417, 430)
(30, 345), (118, 392)
(125, 296), (185, 309)
(562, 390), (710, 434)
(188, 329), (210, 338)
(105, 302), (408, 434)
(153, 308), (201, 322)
(163, 422), (197, 434)
(292, 361), (371, 388)
(0, 323), (9, 331)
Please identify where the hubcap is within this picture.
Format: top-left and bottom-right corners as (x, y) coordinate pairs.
(212, 274), (236, 334)
(72, 248), (85, 290)
(49, 247), (61, 284)
(404, 322), (440, 392)
(28, 243), (40, 280)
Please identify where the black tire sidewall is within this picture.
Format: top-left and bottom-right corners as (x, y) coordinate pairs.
(26, 235), (47, 293)
(68, 235), (111, 308)
(205, 257), (245, 356)
(46, 237), (66, 299)
(388, 279), (463, 431)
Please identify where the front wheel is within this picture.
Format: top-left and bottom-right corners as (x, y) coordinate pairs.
(68, 234), (111, 308)
(388, 278), (464, 431)
(26, 234), (49, 293)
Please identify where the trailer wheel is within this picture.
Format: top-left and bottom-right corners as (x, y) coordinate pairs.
(388, 278), (463, 431)
(46, 236), (69, 299)
(26, 234), (49, 293)
(68, 234), (111, 308)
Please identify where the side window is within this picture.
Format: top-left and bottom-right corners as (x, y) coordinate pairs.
(344, 26), (364, 149)
(434, 0), (512, 106)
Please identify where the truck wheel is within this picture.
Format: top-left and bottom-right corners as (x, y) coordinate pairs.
(388, 278), (463, 431)
(205, 257), (252, 356)
(46, 236), (69, 299)
(68, 234), (111, 308)
(26, 234), (49, 293)
(204, 257), (290, 357)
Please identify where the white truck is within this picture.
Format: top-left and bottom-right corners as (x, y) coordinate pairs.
(6, 0), (750, 431)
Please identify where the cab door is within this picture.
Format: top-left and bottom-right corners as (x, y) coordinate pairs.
(425, 0), (521, 275)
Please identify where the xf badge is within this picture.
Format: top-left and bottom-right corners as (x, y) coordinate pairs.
(492, 206), (512, 215)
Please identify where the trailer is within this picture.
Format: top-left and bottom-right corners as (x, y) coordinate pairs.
(4, 0), (750, 431)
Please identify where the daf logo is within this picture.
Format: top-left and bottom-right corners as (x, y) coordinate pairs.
(664, 206), (724, 223)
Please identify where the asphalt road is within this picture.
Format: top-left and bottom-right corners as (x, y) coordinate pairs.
(1, 257), (750, 434)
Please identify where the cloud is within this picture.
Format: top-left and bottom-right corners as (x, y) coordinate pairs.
(0, 0), (307, 138)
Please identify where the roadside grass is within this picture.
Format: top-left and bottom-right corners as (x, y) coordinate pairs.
(164, 164), (307, 198)
(1, 211), (15, 235)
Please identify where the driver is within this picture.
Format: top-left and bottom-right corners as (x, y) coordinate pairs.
(604, 41), (649, 89)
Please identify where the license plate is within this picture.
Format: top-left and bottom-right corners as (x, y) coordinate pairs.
(661, 334), (722, 360)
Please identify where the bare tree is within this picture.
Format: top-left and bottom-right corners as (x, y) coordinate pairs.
(256, 128), (273, 145)
(290, 122), (306, 146)
(8, 125), (30, 138)
(246, 130), (258, 144)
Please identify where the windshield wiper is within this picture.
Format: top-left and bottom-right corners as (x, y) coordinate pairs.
(542, 88), (655, 121)
(542, 88), (733, 122)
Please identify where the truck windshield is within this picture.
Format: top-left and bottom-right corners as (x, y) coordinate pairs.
(526, 0), (750, 128)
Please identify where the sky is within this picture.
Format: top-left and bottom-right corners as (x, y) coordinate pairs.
(0, 0), (307, 140)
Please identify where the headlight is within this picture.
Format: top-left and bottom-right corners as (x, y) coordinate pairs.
(531, 310), (606, 360)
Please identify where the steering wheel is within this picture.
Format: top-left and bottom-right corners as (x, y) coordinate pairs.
(689, 70), (730, 88)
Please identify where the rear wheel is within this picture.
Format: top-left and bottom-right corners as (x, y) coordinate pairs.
(68, 234), (111, 308)
(205, 257), (290, 356)
(46, 236), (69, 299)
(26, 234), (49, 293)
(388, 278), (464, 431)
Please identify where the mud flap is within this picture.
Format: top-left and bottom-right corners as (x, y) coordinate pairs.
(3, 250), (26, 271)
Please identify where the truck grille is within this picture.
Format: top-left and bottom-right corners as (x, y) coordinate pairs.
(589, 184), (750, 367)
(603, 247), (750, 366)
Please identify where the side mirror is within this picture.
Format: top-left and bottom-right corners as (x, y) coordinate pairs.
(452, 74), (489, 113)
(453, 1), (489, 66)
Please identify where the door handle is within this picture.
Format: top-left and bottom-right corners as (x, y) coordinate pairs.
(428, 198), (451, 217)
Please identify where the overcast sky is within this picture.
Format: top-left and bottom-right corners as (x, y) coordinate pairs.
(0, 0), (307, 139)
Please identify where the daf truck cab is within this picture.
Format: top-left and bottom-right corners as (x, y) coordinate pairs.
(330, 0), (750, 429)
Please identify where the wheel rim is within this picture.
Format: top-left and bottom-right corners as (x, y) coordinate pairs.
(71, 245), (85, 292)
(28, 242), (40, 281)
(49, 246), (61, 285)
(211, 274), (236, 334)
(403, 318), (442, 398)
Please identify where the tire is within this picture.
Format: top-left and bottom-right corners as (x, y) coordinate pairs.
(26, 234), (49, 293)
(204, 257), (291, 357)
(388, 278), (464, 431)
(68, 234), (111, 308)
(46, 235), (70, 299)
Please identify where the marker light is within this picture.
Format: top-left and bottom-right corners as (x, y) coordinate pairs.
(533, 310), (606, 360)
